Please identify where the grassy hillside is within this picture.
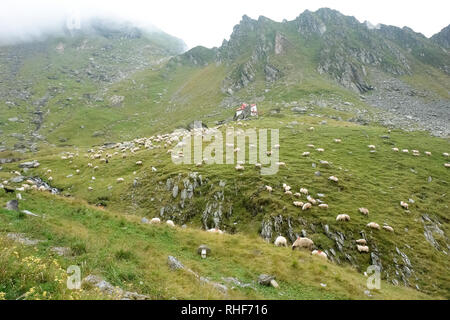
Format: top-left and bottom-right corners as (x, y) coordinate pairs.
(1, 108), (449, 299)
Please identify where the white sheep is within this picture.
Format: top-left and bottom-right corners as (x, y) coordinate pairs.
(255, 163), (262, 169)
(316, 148), (325, 152)
(445, 163), (450, 168)
(300, 188), (309, 195)
(443, 152), (449, 157)
(285, 191), (293, 196)
(307, 127), (314, 131)
(150, 218), (161, 224)
(276, 162), (286, 167)
(307, 144), (315, 148)
(318, 204), (329, 209)
(166, 220), (175, 227)
(367, 222), (380, 230)
(283, 184), (291, 192)
(359, 208), (369, 215)
(307, 195), (317, 205)
(292, 237), (314, 251)
(274, 236), (288, 247)
(87, 163), (93, 168)
(302, 152), (311, 157)
(336, 214), (350, 222)
(117, 178), (124, 183)
(357, 245), (369, 253)
(136, 161), (143, 165)
(400, 201), (409, 209)
(235, 165), (244, 171)
(328, 176), (339, 182)
(392, 147), (399, 152)
(302, 203), (312, 211)
(383, 225), (394, 232)
(294, 192), (302, 198)
(425, 151), (431, 156)
(402, 149), (409, 153)
(368, 145), (376, 150)
(356, 239), (367, 245)
(334, 139), (342, 143)
(265, 185), (273, 192)
(207, 227), (224, 234)
(293, 201), (304, 208)
(311, 250), (328, 260)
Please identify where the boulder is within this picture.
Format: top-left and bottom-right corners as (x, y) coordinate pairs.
(19, 161), (40, 168)
(258, 274), (275, 286)
(6, 199), (19, 211)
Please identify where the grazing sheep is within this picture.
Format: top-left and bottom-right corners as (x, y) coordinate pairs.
(316, 148), (325, 152)
(402, 149), (409, 153)
(276, 162), (286, 167)
(307, 144), (315, 148)
(300, 188), (309, 195)
(294, 192), (302, 198)
(274, 236), (288, 247)
(255, 163), (262, 169)
(292, 237), (314, 251)
(307, 127), (315, 131)
(320, 160), (330, 166)
(150, 218), (161, 224)
(283, 184), (291, 192)
(285, 191), (293, 196)
(87, 163), (93, 168)
(266, 151), (273, 156)
(265, 185), (273, 192)
(400, 201), (409, 209)
(307, 195), (317, 205)
(166, 220), (175, 227)
(368, 145), (376, 150)
(293, 201), (304, 208)
(357, 245), (369, 253)
(48, 177), (53, 181)
(117, 178), (124, 183)
(207, 228), (224, 234)
(318, 204), (329, 209)
(334, 139), (342, 143)
(312, 250), (328, 260)
(328, 176), (339, 182)
(425, 151), (432, 156)
(302, 203), (312, 211)
(356, 239), (367, 245)
(445, 163), (450, 168)
(367, 222), (380, 230)
(88, 187), (93, 191)
(336, 214), (350, 222)
(136, 161), (143, 165)
(235, 165), (244, 171)
(38, 186), (46, 191)
(76, 169), (80, 174)
(359, 208), (369, 215)
(392, 147), (399, 152)
(302, 152), (311, 157)
(443, 152), (449, 157)
(383, 225), (394, 232)
(274, 144), (280, 149)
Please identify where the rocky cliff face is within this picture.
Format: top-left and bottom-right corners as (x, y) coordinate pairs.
(179, 8), (449, 95)
(432, 24), (450, 49)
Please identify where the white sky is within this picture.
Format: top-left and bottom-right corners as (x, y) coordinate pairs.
(0, 0), (449, 48)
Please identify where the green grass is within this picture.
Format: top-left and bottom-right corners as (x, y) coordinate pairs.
(0, 110), (449, 299)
